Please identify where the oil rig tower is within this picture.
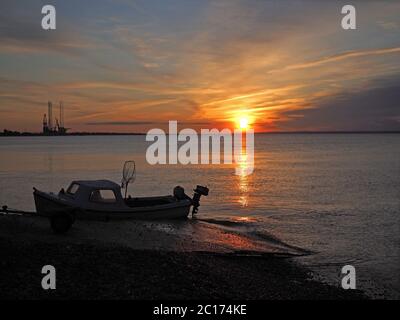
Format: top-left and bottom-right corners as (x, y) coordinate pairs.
(42, 101), (68, 135)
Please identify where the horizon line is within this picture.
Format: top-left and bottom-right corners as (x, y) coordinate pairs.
(1, 129), (400, 136)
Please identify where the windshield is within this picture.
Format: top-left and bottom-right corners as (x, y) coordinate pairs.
(67, 183), (80, 195)
(89, 189), (117, 203)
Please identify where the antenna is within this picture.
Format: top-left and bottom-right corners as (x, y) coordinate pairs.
(60, 101), (64, 128)
(48, 101), (53, 130)
(42, 114), (48, 134)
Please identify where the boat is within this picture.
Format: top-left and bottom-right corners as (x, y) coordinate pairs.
(31, 161), (209, 233)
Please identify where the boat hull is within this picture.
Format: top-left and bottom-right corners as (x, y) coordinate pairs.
(33, 190), (191, 221)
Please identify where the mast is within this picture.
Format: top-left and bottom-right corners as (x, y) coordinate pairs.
(43, 114), (48, 133)
(60, 101), (64, 128)
(48, 101), (53, 130)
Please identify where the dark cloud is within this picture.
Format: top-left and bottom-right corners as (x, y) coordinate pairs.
(0, 0), (90, 55)
(85, 121), (211, 126)
(85, 121), (157, 126)
(280, 80), (400, 131)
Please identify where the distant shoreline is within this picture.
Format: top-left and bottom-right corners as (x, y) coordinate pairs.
(1, 130), (399, 137)
(0, 132), (146, 137)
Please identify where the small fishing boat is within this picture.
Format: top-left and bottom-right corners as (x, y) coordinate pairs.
(5, 161), (209, 233)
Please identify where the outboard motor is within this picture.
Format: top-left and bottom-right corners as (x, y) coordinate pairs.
(173, 185), (209, 217)
(173, 186), (191, 201)
(191, 185), (209, 216)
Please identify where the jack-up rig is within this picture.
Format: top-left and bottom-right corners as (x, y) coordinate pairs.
(43, 101), (68, 135)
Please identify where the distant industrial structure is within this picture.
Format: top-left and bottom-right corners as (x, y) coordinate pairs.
(43, 101), (68, 135)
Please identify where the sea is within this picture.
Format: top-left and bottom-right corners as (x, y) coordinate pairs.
(0, 133), (399, 298)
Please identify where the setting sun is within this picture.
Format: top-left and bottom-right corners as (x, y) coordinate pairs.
(239, 117), (249, 130)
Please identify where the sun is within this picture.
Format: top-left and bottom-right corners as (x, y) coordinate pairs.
(238, 117), (249, 130)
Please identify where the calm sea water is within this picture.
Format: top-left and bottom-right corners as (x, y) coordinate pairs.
(0, 134), (399, 298)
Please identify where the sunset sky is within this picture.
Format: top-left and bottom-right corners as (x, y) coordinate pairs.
(0, 0), (399, 132)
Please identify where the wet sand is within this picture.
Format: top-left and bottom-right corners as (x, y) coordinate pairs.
(0, 214), (366, 299)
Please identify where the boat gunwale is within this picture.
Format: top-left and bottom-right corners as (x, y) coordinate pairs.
(33, 189), (192, 215)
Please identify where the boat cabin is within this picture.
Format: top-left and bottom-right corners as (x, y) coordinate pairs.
(59, 179), (180, 210)
(60, 180), (125, 207)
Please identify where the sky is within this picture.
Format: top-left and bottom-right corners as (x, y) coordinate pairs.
(0, 0), (399, 132)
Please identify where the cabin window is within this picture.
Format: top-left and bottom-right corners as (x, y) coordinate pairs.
(90, 189), (117, 203)
(67, 183), (80, 195)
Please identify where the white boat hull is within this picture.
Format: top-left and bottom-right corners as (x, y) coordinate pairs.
(34, 190), (192, 221)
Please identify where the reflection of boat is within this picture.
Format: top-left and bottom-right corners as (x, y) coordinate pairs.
(31, 161), (209, 233)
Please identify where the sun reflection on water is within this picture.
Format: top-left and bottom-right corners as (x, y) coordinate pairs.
(236, 144), (251, 207)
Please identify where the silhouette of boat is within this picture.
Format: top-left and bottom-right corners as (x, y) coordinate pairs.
(33, 179), (208, 233)
(6, 161), (208, 233)
(0, 162), (209, 233)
